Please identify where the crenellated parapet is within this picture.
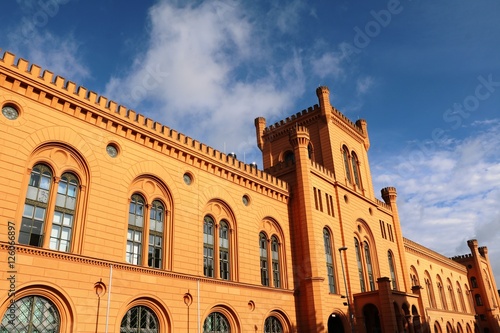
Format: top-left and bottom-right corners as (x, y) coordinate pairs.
(0, 51), (289, 200)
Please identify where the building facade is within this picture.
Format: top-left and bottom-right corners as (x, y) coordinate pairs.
(0, 50), (498, 332)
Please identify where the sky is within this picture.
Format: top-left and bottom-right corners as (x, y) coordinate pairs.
(1, 0), (500, 284)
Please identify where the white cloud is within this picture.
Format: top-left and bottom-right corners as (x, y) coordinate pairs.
(372, 119), (500, 283)
(311, 51), (344, 79)
(104, 0), (305, 159)
(356, 76), (374, 95)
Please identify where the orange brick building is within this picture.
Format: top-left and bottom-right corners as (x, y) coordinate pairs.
(0, 50), (498, 332)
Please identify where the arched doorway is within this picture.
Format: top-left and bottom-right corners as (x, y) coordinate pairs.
(327, 313), (345, 333)
(363, 304), (381, 333)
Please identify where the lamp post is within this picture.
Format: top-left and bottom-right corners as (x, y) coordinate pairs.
(339, 246), (355, 333)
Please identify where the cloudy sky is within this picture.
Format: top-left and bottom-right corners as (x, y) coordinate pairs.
(1, 0), (500, 284)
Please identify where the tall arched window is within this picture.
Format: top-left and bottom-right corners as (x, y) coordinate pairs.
(425, 272), (436, 308)
(219, 220), (230, 280)
(351, 152), (361, 188)
(264, 316), (283, 333)
(204, 216), (215, 277)
(0, 295), (60, 332)
(388, 251), (397, 290)
(49, 172), (79, 252)
(475, 294), (483, 306)
(20, 164), (53, 247)
(120, 305), (159, 333)
(342, 146), (352, 183)
(203, 312), (230, 333)
(470, 277), (478, 288)
(364, 242), (375, 291)
(323, 228), (336, 293)
(437, 276), (447, 310)
(126, 188), (167, 269)
(271, 236), (281, 288)
(260, 232), (269, 286)
(457, 282), (466, 313)
(448, 279), (457, 311)
(148, 200), (164, 269)
(355, 238), (365, 292)
(127, 194), (145, 265)
(259, 232), (283, 288)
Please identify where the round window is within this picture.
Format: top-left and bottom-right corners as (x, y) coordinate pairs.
(2, 105), (19, 120)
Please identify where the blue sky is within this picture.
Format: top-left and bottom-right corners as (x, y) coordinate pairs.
(1, 0), (500, 284)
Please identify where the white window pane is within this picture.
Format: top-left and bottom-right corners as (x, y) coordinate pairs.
(49, 239), (58, 250)
(67, 184), (77, 197)
(26, 186), (38, 200)
(58, 181), (67, 195)
(66, 196), (76, 210)
(63, 214), (73, 227)
(126, 242), (132, 252)
(150, 220), (156, 231)
(52, 211), (62, 224)
(134, 232), (142, 242)
(56, 193), (65, 207)
(23, 204), (34, 218)
(34, 207), (46, 220)
(51, 226), (60, 237)
(40, 175), (51, 190)
(127, 230), (133, 240)
(59, 240), (69, 252)
(157, 221), (163, 233)
(135, 216), (143, 227)
(37, 189), (49, 203)
(61, 228), (70, 240)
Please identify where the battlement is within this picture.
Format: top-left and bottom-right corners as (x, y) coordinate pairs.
(263, 105), (320, 133)
(0, 50), (289, 197)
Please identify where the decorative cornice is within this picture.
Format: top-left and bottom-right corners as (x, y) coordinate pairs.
(403, 238), (467, 272)
(0, 51), (289, 202)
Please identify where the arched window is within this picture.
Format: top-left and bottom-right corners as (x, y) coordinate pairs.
(0, 295), (60, 332)
(355, 238), (365, 292)
(120, 305), (159, 333)
(437, 276), (447, 310)
(264, 316), (283, 333)
(204, 216), (215, 277)
(475, 294), (483, 306)
(20, 164), (53, 247)
(126, 186), (167, 269)
(410, 266), (420, 287)
(148, 200), (164, 269)
(259, 232), (282, 288)
(323, 228), (336, 293)
(271, 236), (281, 288)
(284, 151), (295, 164)
(260, 232), (269, 286)
(351, 151), (361, 188)
(425, 272), (436, 308)
(364, 242), (375, 291)
(342, 146), (352, 183)
(470, 277), (478, 288)
(127, 194), (145, 265)
(203, 312), (230, 333)
(50, 172), (79, 252)
(388, 251), (397, 290)
(457, 282), (466, 313)
(219, 220), (230, 280)
(448, 280), (457, 311)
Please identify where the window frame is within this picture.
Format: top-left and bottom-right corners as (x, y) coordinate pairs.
(260, 232), (283, 288)
(126, 192), (167, 269)
(19, 163), (82, 253)
(203, 214), (234, 280)
(323, 228), (336, 294)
